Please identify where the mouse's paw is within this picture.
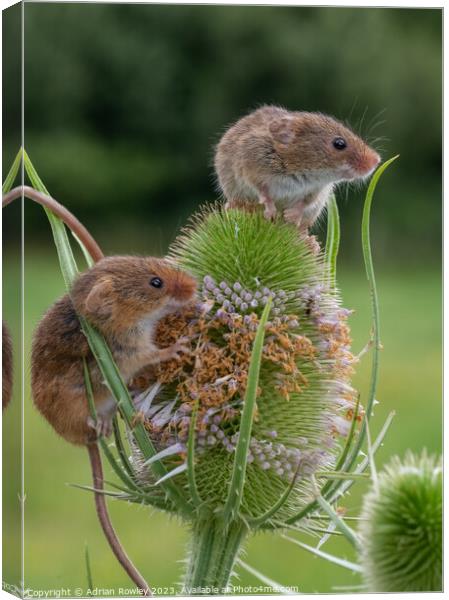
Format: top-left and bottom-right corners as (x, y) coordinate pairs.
(87, 415), (114, 439)
(131, 411), (146, 427)
(303, 234), (321, 256)
(263, 202), (277, 221)
(169, 338), (191, 361)
(283, 205), (304, 227)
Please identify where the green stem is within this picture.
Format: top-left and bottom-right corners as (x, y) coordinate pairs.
(184, 518), (248, 594)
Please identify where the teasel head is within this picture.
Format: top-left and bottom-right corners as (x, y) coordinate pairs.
(358, 451), (442, 592)
(128, 207), (359, 524)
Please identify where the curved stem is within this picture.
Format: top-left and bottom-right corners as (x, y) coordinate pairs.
(3, 185), (104, 262)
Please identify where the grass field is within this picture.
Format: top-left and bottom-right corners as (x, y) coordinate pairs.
(3, 248), (441, 595)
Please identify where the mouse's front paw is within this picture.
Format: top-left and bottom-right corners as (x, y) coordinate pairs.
(169, 338), (191, 360)
(263, 203), (277, 221)
(87, 415), (113, 439)
(283, 206), (303, 227)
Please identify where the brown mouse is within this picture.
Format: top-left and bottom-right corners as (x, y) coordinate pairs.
(32, 255), (196, 446)
(214, 105), (381, 229)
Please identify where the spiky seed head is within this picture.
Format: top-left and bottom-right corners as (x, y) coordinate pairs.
(129, 207), (359, 524)
(359, 450), (442, 592)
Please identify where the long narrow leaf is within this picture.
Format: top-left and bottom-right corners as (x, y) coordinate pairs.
(85, 544), (94, 592)
(313, 487), (361, 550)
(223, 298), (272, 521)
(187, 402), (203, 508)
(237, 560), (297, 595)
(328, 410), (395, 503)
(281, 535), (363, 573)
(249, 464), (301, 528)
(112, 417), (138, 481)
(324, 194), (340, 287)
(2, 148), (22, 194)
(337, 155), (398, 476)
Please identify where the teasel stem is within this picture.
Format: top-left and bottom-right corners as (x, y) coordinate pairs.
(184, 517), (248, 593)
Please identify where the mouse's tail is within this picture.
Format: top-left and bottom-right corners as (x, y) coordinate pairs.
(87, 443), (151, 596)
(3, 185), (104, 263)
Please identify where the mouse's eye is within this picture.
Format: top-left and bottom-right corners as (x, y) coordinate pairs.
(150, 277), (163, 289)
(332, 137), (347, 150)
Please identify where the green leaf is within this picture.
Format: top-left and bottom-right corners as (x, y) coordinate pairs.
(339, 155), (399, 476)
(187, 402), (203, 509)
(237, 560), (297, 595)
(85, 544), (94, 593)
(313, 486), (361, 550)
(222, 298), (272, 522)
(248, 463), (301, 528)
(2, 148), (22, 194)
(324, 194), (340, 287)
(281, 535), (363, 573)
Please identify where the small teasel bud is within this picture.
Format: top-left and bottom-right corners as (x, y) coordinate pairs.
(240, 302), (248, 311)
(359, 451), (442, 592)
(233, 282), (242, 292)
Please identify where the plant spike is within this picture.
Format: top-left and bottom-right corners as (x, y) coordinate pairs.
(84, 544), (94, 593)
(82, 359), (140, 493)
(281, 535), (363, 573)
(328, 410), (395, 504)
(237, 559), (297, 595)
(248, 464), (301, 528)
(332, 394), (361, 473)
(222, 298), (272, 522)
(112, 417), (138, 481)
(187, 402), (204, 509)
(311, 477), (361, 550)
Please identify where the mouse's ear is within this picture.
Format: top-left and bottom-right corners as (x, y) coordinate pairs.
(84, 277), (114, 319)
(269, 117), (295, 145)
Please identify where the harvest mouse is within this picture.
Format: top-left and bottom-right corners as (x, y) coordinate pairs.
(214, 105), (381, 229)
(31, 255), (197, 446)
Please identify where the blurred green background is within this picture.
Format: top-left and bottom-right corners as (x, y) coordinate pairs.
(3, 2), (441, 596)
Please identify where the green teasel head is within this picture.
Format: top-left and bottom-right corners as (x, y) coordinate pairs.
(130, 207), (359, 524)
(359, 450), (442, 592)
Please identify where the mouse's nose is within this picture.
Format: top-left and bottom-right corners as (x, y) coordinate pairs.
(365, 149), (381, 173)
(356, 148), (381, 176)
